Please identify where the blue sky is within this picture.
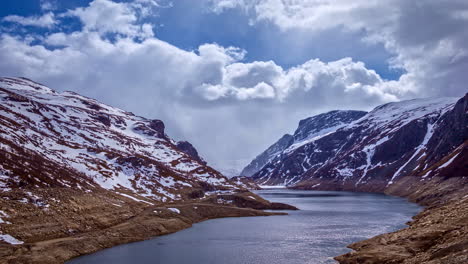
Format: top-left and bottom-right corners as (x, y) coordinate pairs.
(0, 0), (401, 80)
(0, 0), (466, 173)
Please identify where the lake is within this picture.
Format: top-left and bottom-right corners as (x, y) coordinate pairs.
(68, 189), (421, 264)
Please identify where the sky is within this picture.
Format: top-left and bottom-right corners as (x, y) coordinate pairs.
(1, 0), (467, 175)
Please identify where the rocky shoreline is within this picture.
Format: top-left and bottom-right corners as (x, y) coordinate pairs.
(334, 176), (468, 264)
(335, 196), (467, 264)
(0, 189), (296, 264)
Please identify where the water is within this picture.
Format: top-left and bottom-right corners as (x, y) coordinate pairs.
(68, 189), (421, 264)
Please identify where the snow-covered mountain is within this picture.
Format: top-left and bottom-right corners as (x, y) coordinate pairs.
(241, 110), (367, 177)
(250, 95), (467, 194)
(0, 77), (238, 204)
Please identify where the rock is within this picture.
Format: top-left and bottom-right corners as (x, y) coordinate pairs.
(176, 141), (206, 165)
(148, 119), (165, 137)
(93, 113), (111, 127)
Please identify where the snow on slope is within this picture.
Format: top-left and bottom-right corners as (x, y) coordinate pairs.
(242, 110), (366, 178)
(253, 96), (459, 187)
(0, 77), (236, 203)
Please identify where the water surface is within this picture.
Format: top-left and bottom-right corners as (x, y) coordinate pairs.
(68, 189), (421, 264)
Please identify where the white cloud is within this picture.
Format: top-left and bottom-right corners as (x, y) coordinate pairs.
(65, 0), (155, 39)
(195, 57), (401, 103)
(209, 0), (468, 98)
(3, 12), (56, 28)
(40, 0), (58, 11)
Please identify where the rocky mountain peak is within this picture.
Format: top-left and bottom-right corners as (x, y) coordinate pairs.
(240, 110), (367, 177)
(176, 141), (207, 165)
(294, 110), (367, 142)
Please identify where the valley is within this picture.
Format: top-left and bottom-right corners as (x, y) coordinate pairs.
(0, 77), (466, 263)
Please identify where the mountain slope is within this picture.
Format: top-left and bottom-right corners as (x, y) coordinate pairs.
(241, 110), (367, 177)
(240, 134), (294, 177)
(252, 95), (467, 191)
(0, 77), (238, 204)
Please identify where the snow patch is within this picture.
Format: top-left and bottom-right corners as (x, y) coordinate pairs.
(260, 185), (286, 189)
(168, 208), (180, 214)
(0, 234), (23, 245)
(439, 153), (460, 169)
(117, 193), (153, 205)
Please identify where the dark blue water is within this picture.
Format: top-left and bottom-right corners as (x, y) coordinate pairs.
(68, 189), (421, 264)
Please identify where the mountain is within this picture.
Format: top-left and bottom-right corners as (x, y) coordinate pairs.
(251, 95), (467, 195)
(240, 134), (294, 177)
(241, 110), (367, 177)
(0, 77), (239, 202)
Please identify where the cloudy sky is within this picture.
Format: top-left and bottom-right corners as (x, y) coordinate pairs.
(1, 0), (467, 174)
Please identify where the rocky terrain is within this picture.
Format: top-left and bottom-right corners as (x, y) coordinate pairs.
(230, 176), (261, 190)
(335, 179), (468, 264)
(0, 187), (296, 264)
(244, 93), (468, 263)
(0, 77), (295, 264)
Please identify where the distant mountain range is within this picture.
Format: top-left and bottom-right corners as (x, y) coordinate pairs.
(243, 93), (467, 200)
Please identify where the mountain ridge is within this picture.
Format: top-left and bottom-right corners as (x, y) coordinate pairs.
(249, 95), (466, 191)
(0, 77), (239, 202)
(240, 110), (367, 177)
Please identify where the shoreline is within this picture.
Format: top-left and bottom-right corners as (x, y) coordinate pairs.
(1, 186), (465, 264)
(334, 195), (468, 263)
(0, 190), (295, 264)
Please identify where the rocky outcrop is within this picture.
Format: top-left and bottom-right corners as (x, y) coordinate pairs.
(424, 93), (468, 167)
(176, 141), (206, 165)
(241, 110), (366, 177)
(229, 176), (261, 190)
(212, 192), (298, 210)
(335, 182), (468, 264)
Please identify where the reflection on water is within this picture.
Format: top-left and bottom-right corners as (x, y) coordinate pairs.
(68, 189), (421, 264)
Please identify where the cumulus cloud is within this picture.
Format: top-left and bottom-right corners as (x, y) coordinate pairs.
(208, 0), (468, 98)
(1, 0), (463, 173)
(3, 12), (56, 28)
(194, 58), (400, 103)
(65, 0), (155, 39)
